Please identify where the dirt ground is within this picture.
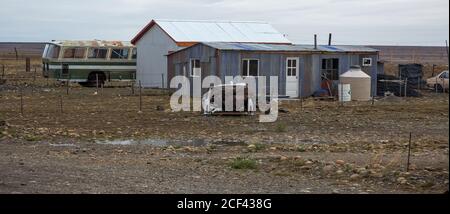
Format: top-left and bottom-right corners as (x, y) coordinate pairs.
(0, 60), (448, 194)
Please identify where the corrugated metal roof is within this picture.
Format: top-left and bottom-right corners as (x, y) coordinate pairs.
(202, 42), (318, 52)
(168, 42), (379, 56)
(316, 45), (379, 52)
(50, 40), (134, 47)
(200, 42), (378, 52)
(132, 19), (291, 44)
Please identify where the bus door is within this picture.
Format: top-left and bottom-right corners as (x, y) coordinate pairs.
(61, 63), (69, 80)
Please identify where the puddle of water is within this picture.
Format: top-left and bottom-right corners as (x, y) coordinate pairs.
(167, 139), (207, 147)
(212, 140), (247, 146)
(94, 138), (244, 147)
(293, 139), (331, 144)
(49, 143), (77, 147)
(95, 139), (167, 146)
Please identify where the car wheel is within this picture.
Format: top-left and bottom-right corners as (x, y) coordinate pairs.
(434, 84), (443, 92)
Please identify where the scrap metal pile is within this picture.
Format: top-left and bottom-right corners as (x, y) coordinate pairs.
(377, 74), (421, 97)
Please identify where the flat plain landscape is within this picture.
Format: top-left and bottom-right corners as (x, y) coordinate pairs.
(0, 57), (448, 194)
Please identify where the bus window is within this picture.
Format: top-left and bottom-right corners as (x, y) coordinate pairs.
(131, 48), (137, 59)
(111, 48), (129, 59)
(42, 44), (49, 58)
(64, 47), (86, 59)
(88, 48), (108, 59)
(45, 45), (60, 59)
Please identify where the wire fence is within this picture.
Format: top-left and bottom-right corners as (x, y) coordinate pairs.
(1, 58), (448, 118)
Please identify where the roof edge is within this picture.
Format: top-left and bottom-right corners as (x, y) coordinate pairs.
(131, 19), (292, 45)
(131, 20), (157, 45)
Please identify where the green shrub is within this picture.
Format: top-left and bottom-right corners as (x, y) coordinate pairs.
(230, 157), (257, 170)
(275, 123), (287, 132)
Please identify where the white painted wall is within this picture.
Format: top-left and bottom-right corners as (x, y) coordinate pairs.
(135, 25), (179, 88)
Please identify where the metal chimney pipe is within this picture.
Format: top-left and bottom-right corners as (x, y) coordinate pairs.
(314, 34), (317, 49)
(328, 33), (332, 46)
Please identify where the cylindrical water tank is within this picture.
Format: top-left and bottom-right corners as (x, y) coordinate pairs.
(340, 65), (371, 101)
(338, 84), (351, 102)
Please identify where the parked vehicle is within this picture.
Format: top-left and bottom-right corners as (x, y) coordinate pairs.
(426, 70), (448, 92)
(42, 40), (136, 87)
(202, 83), (256, 115)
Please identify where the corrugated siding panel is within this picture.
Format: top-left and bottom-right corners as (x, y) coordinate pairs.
(169, 45), (378, 98)
(301, 55), (312, 97)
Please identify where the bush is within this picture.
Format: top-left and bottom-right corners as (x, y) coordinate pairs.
(275, 123), (287, 132)
(24, 134), (40, 142)
(230, 157), (257, 170)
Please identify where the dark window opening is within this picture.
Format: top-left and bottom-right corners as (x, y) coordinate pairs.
(190, 59), (201, 76)
(321, 58), (339, 80)
(62, 64), (69, 74)
(111, 49), (129, 59)
(131, 48), (137, 59)
(63, 48), (86, 59)
(242, 59), (259, 76)
(88, 48), (108, 59)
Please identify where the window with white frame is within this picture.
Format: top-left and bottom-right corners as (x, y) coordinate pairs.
(190, 59), (201, 77)
(286, 58), (297, 77)
(242, 59), (259, 76)
(362, 58), (372, 67)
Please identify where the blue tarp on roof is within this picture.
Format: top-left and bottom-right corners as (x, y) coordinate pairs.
(168, 42), (379, 56)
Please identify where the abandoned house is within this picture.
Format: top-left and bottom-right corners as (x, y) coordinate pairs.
(167, 42), (380, 98)
(131, 19), (291, 88)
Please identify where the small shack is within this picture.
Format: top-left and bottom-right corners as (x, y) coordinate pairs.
(167, 42), (379, 98)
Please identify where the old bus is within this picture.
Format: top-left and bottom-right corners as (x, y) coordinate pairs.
(42, 40), (136, 86)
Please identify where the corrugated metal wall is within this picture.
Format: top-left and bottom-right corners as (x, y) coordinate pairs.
(168, 43), (379, 98)
(318, 53), (378, 96)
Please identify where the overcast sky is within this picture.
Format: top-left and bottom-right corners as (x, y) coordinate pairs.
(0, 0), (448, 46)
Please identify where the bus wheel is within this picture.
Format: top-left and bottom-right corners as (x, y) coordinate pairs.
(79, 82), (90, 87)
(86, 72), (106, 87)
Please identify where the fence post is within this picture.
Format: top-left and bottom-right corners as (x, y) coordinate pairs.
(96, 73), (99, 93)
(25, 58), (30, 72)
(14, 47), (18, 60)
(404, 78), (408, 97)
(33, 67), (37, 82)
(443, 78), (446, 93)
(20, 87), (24, 116)
(299, 82), (303, 111)
(60, 95), (63, 114)
(406, 132), (412, 172)
(161, 73), (164, 88)
(139, 80), (142, 112)
(66, 76), (70, 95)
(131, 73), (135, 95)
(435, 76), (438, 93)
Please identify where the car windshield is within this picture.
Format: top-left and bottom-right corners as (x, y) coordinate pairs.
(440, 71), (449, 79)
